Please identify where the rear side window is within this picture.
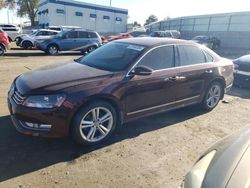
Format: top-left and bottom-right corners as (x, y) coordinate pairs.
(178, 45), (206, 66)
(204, 51), (214, 62)
(137, 46), (175, 70)
(78, 31), (88, 38)
(88, 32), (97, 38)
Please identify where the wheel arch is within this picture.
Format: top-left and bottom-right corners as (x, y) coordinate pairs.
(21, 40), (33, 47)
(48, 43), (61, 51)
(209, 77), (226, 99)
(69, 95), (124, 135)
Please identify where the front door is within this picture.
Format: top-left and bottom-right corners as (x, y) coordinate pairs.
(124, 45), (180, 118)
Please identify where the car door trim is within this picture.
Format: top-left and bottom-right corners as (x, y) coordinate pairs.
(127, 95), (200, 116)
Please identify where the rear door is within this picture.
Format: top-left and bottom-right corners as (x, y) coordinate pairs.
(60, 31), (78, 50)
(173, 45), (215, 103)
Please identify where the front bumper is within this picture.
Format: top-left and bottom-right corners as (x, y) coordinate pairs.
(8, 93), (71, 138)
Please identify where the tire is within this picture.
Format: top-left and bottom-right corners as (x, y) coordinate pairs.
(87, 46), (97, 53)
(22, 41), (33, 49)
(46, 44), (59, 55)
(72, 101), (117, 146)
(0, 44), (5, 56)
(201, 81), (223, 111)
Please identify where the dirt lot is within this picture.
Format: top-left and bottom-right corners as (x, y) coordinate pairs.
(0, 46), (250, 188)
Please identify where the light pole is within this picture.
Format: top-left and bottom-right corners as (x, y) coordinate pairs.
(109, 0), (112, 6)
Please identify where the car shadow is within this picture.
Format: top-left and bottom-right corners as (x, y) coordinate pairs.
(0, 106), (205, 182)
(227, 86), (250, 99)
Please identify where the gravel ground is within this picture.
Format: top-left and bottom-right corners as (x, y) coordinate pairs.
(0, 45), (250, 188)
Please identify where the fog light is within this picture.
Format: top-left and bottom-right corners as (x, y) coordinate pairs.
(25, 122), (52, 129)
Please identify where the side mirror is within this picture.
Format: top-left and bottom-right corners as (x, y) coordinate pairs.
(129, 65), (153, 76)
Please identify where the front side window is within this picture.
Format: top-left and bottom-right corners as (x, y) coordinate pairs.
(178, 45), (206, 66)
(78, 42), (145, 71)
(137, 46), (175, 70)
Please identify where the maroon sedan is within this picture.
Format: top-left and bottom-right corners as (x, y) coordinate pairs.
(8, 38), (234, 145)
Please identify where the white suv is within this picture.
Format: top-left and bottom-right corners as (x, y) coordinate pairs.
(0, 24), (21, 42)
(16, 29), (59, 49)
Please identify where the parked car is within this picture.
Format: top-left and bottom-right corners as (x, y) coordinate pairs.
(0, 28), (11, 56)
(149, 30), (181, 39)
(0, 24), (21, 42)
(191, 36), (221, 50)
(35, 29), (102, 55)
(8, 38), (234, 145)
(107, 33), (133, 42)
(182, 125), (250, 188)
(233, 54), (250, 88)
(16, 29), (59, 49)
(47, 25), (82, 32)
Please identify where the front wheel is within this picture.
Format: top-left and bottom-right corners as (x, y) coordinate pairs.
(0, 45), (5, 56)
(201, 82), (223, 111)
(87, 46), (97, 53)
(72, 101), (117, 145)
(22, 41), (33, 49)
(47, 44), (59, 55)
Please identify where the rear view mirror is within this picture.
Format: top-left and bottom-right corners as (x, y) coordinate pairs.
(129, 65), (153, 76)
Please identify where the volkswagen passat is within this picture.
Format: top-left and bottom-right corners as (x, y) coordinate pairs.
(8, 38), (234, 145)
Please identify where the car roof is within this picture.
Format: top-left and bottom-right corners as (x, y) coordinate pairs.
(116, 37), (197, 47)
(38, 29), (59, 32)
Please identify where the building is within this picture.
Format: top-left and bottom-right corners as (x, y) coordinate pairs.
(146, 11), (250, 52)
(38, 0), (128, 34)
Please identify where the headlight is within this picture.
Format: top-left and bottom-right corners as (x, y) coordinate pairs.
(184, 150), (216, 188)
(23, 94), (66, 108)
(234, 64), (239, 70)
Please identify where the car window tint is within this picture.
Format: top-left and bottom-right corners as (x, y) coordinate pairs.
(88, 32), (97, 38)
(78, 31), (88, 38)
(178, 45), (206, 66)
(137, 46), (175, 70)
(36, 31), (44, 36)
(48, 31), (57, 35)
(65, 31), (78, 38)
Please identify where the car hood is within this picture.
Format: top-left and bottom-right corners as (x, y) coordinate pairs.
(15, 61), (114, 95)
(201, 125), (250, 188)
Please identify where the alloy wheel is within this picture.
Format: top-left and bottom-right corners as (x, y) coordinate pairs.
(79, 107), (113, 142)
(48, 46), (58, 55)
(206, 85), (221, 109)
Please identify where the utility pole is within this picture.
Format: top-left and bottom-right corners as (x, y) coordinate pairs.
(7, 10), (10, 24)
(109, 0), (112, 6)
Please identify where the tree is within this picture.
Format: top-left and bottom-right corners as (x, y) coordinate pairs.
(133, 21), (141, 27)
(144, 14), (158, 26)
(17, 0), (39, 26)
(0, 0), (39, 26)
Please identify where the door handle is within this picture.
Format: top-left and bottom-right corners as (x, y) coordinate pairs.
(205, 69), (213, 73)
(164, 76), (186, 82)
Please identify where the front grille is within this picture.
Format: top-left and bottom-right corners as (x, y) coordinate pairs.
(12, 90), (26, 105)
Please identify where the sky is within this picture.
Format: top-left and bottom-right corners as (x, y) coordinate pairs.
(0, 0), (250, 25)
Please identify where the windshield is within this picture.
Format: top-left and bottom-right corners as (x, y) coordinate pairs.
(77, 42), (145, 71)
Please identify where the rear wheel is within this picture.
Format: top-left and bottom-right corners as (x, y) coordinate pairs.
(72, 101), (117, 145)
(201, 81), (223, 111)
(22, 41), (33, 49)
(0, 44), (5, 56)
(47, 44), (59, 55)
